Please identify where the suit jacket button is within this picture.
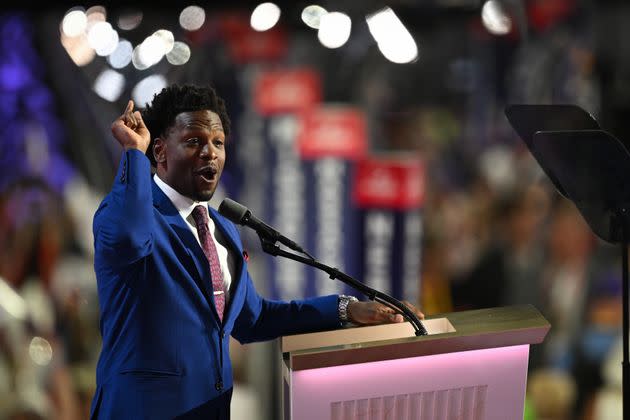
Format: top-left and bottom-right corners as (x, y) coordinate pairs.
(215, 381), (223, 391)
(220, 331), (225, 339)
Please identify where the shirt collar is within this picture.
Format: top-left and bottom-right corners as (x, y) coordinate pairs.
(154, 174), (210, 221)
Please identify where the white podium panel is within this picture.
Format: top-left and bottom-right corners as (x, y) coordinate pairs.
(281, 305), (549, 420)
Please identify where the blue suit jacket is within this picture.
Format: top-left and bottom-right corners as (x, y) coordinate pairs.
(90, 150), (340, 419)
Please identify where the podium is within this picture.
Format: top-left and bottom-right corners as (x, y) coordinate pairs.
(280, 305), (550, 420)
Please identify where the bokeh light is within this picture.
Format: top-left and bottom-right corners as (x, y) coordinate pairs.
(179, 5), (206, 31)
(166, 41), (191, 65)
(61, 8), (87, 37)
(132, 74), (168, 107)
(482, 0), (512, 35)
(317, 12), (351, 49)
(87, 21), (119, 56)
(29, 337), (53, 366)
(60, 32), (95, 66)
(366, 7), (418, 64)
(301, 5), (327, 29)
(117, 9), (143, 31)
(107, 39), (133, 69)
(93, 69), (125, 102)
(250, 3), (281, 32)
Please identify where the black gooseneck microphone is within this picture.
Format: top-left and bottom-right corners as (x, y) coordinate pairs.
(218, 198), (310, 256)
(217, 197), (428, 336)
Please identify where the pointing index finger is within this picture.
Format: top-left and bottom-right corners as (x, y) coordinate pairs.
(124, 100), (138, 127)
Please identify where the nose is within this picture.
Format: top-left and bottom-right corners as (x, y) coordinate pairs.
(200, 141), (217, 159)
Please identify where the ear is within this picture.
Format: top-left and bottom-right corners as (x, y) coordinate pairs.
(153, 137), (166, 164)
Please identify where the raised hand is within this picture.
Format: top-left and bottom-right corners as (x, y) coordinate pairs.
(111, 100), (150, 152)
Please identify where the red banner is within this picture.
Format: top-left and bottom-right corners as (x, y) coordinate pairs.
(353, 155), (425, 209)
(253, 69), (322, 116)
(297, 106), (367, 160)
(218, 12), (288, 64)
(528, 0), (576, 32)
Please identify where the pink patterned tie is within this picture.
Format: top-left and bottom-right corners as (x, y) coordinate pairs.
(191, 205), (225, 321)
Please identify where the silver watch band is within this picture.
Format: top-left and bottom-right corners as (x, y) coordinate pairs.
(338, 295), (358, 323)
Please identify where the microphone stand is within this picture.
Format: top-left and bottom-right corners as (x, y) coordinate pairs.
(259, 236), (428, 337)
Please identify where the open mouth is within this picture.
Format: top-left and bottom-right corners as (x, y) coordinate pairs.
(195, 166), (217, 182)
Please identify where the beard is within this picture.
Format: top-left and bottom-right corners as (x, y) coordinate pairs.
(193, 188), (215, 202)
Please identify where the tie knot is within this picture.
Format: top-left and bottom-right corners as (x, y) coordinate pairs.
(192, 205), (209, 228)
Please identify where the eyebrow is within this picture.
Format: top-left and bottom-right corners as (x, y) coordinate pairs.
(180, 123), (224, 132)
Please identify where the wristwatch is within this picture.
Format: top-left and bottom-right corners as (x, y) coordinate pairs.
(338, 295), (358, 323)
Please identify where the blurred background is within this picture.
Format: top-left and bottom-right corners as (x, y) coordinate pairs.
(0, 0), (628, 418)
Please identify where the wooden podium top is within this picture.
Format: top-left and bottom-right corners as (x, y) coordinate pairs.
(281, 304), (550, 371)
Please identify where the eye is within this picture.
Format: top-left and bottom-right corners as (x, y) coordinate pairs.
(185, 137), (200, 145)
(213, 138), (225, 148)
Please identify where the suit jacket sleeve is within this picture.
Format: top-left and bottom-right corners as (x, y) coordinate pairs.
(221, 221), (341, 343)
(231, 277), (340, 343)
(93, 149), (154, 271)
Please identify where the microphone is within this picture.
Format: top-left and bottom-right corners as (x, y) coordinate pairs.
(218, 198), (308, 255)
(219, 199), (426, 335)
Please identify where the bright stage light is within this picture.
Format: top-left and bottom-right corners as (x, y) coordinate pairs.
(366, 7), (418, 64)
(317, 12), (351, 49)
(250, 3), (281, 32)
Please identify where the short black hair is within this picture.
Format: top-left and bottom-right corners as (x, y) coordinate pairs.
(141, 83), (231, 166)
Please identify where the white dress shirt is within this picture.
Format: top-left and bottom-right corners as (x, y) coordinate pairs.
(154, 174), (234, 298)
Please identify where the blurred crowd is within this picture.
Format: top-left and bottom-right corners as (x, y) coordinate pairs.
(420, 148), (622, 419)
(1, 1), (629, 419)
(0, 176), (101, 419)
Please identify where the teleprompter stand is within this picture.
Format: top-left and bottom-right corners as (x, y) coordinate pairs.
(506, 104), (630, 419)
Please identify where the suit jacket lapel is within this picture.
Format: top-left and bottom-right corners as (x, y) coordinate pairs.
(152, 181), (217, 313)
(209, 207), (241, 255)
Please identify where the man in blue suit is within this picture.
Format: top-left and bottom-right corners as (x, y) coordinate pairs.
(90, 84), (423, 419)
